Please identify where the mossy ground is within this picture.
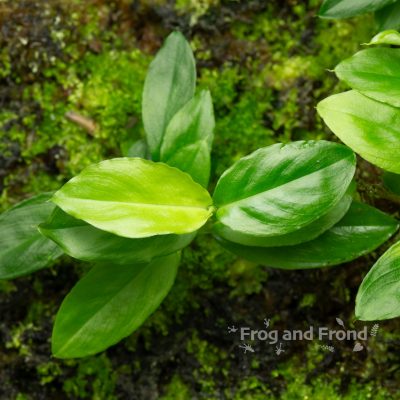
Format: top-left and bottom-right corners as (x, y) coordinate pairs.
(0, 0), (399, 399)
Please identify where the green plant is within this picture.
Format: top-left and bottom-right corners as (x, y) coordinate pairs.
(319, 0), (400, 31)
(0, 32), (397, 358)
(317, 30), (400, 321)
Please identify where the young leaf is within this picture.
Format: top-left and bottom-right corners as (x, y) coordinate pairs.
(375, 3), (400, 31)
(213, 141), (356, 238)
(216, 202), (399, 269)
(0, 193), (63, 279)
(356, 240), (400, 320)
(40, 207), (195, 265)
(368, 29), (400, 46)
(382, 171), (400, 195)
(319, 0), (397, 19)
(52, 253), (180, 358)
(317, 90), (400, 174)
(213, 182), (354, 247)
(52, 158), (213, 239)
(160, 90), (214, 187)
(142, 31), (196, 160)
(335, 48), (400, 107)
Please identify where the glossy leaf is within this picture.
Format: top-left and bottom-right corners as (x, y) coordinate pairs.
(368, 29), (400, 46)
(52, 158), (213, 239)
(319, 0), (396, 19)
(382, 171), (400, 195)
(317, 90), (400, 173)
(52, 253), (180, 358)
(0, 193), (63, 279)
(160, 90), (214, 187)
(213, 141), (356, 238)
(40, 207), (195, 264)
(375, 3), (400, 31)
(213, 182), (355, 247)
(335, 48), (400, 107)
(356, 240), (400, 320)
(142, 31), (196, 160)
(217, 202), (399, 269)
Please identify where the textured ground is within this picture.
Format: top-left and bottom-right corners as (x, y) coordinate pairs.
(0, 1), (399, 399)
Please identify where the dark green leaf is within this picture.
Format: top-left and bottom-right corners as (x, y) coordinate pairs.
(142, 31), (196, 160)
(335, 48), (400, 107)
(317, 90), (400, 173)
(40, 207), (195, 264)
(52, 158), (213, 239)
(375, 3), (400, 31)
(319, 0), (396, 19)
(382, 171), (400, 195)
(217, 202), (399, 269)
(213, 141), (356, 239)
(0, 193), (63, 279)
(160, 90), (214, 187)
(52, 253), (180, 358)
(356, 240), (400, 320)
(213, 181), (355, 247)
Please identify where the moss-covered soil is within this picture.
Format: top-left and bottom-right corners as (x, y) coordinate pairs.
(1, 0), (399, 399)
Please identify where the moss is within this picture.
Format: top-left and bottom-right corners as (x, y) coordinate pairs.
(160, 375), (191, 400)
(62, 355), (117, 400)
(175, 0), (219, 25)
(186, 331), (230, 396)
(230, 376), (273, 399)
(273, 342), (395, 399)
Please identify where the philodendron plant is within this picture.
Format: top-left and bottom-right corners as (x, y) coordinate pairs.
(1, 32), (398, 359)
(317, 30), (400, 321)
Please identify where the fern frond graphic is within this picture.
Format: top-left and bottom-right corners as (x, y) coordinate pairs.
(370, 324), (379, 337)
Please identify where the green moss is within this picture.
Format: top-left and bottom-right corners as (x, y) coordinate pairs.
(273, 342), (394, 399)
(160, 375), (191, 400)
(62, 355), (117, 400)
(175, 0), (219, 25)
(230, 376), (273, 399)
(186, 331), (230, 396)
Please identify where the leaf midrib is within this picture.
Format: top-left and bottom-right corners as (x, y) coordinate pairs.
(54, 265), (149, 356)
(54, 197), (212, 212)
(219, 155), (353, 209)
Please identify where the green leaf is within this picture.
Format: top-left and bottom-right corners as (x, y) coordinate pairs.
(335, 48), (400, 107)
(356, 240), (400, 320)
(213, 181), (355, 247)
(213, 141), (356, 239)
(217, 202), (399, 269)
(382, 171), (400, 195)
(123, 139), (149, 158)
(142, 31), (196, 160)
(375, 3), (400, 31)
(52, 253), (180, 358)
(368, 30), (400, 46)
(160, 90), (214, 187)
(39, 207), (195, 264)
(52, 158), (213, 239)
(0, 193), (63, 279)
(319, 0), (396, 19)
(317, 90), (400, 173)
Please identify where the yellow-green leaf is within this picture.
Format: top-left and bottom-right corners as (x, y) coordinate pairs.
(52, 158), (213, 239)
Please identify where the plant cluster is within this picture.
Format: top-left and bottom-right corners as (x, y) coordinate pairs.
(0, 32), (398, 358)
(317, 29), (400, 321)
